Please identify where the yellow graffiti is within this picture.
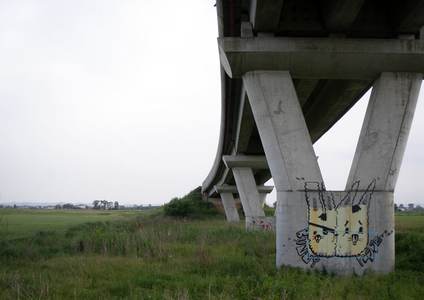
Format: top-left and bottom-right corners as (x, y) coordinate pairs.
(306, 180), (375, 257)
(308, 204), (368, 256)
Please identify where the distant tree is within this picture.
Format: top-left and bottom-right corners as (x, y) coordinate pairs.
(63, 203), (76, 209)
(114, 201), (119, 210)
(99, 200), (106, 210)
(107, 201), (113, 210)
(92, 200), (101, 209)
(415, 205), (424, 212)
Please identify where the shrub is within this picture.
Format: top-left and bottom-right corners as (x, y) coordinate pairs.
(395, 231), (424, 272)
(163, 187), (219, 218)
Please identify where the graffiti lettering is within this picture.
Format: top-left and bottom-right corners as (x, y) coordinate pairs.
(293, 179), (390, 267)
(248, 217), (275, 231)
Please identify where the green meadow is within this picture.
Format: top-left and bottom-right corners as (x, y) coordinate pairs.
(0, 209), (142, 240)
(0, 208), (423, 299)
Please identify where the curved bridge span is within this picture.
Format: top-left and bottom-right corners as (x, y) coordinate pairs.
(202, 0), (424, 275)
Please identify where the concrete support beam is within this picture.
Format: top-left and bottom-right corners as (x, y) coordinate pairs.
(220, 192), (240, 223)
(240, 21), (254, 38)
(258, 193), (267, 207)
(215, 184), (273, 223)
(223, 155), (268, 169)
(249, 0), (284, 33)
(303, 79), (371, 141)
(347, 72), (422, 191)
(214, 185), (273, 194)
(232, 167), (265, 218)
(321, 0), (364, 32)
(294, 79), (320, 106)
(243, 71), (323, 191)
(394, 1), (424, 34)
(218, 37), (424, 79)
(234, 91), (255, 153)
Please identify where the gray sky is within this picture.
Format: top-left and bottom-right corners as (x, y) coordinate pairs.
(0, 1), (423, 205)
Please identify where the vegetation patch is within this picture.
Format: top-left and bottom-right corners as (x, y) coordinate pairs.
(163, 187), (220, 218)
(0, 209), (423, 299)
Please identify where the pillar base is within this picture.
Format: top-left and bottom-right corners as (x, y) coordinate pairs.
(246, 216), (275, 231)
(276, 188), (394, 275)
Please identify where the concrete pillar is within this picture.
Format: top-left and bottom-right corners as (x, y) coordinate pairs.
(220, 192), (240, 222)
(232, 167), (265, 218)
(243, 71), (323, 191)
(244, 70), (422, 275)
(347, 72), (422, 191)
(227, 166), (276, 230)
(258, 193), (267, 207)
(214, 183), (273, 226)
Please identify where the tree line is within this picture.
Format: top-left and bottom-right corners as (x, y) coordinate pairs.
(92, 200), (119, 210)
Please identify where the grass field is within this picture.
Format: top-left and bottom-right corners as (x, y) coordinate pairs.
(0, 209), (423, 299)
(0, 209), (143, 239)
(395, 214), (424, 232)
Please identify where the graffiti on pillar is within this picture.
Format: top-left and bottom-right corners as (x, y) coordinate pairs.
(294, 179), (391, 267)
(355, 230), (393, 266)
(249, 217), (274, 231)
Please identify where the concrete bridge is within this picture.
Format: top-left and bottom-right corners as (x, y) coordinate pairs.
(202, 0), (424, 275)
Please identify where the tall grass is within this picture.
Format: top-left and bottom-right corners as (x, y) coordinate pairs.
(0, 212), (423, 299)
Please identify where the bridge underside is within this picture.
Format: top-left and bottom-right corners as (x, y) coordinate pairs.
(202, 0), (424, 199)
(201, 0), (424, 274)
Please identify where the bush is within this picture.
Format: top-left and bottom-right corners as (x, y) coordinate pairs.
(396, 232), (424, 272)
(163, 187), (219, 218)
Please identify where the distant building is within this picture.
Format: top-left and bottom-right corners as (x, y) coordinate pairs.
(408, 203), (415, 211)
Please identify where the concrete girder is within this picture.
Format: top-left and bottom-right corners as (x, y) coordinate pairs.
(303, 79), (371, 141)
(321, 0), (365, 32)
(218, 37), (424, 79)
(249, 0), (284, 33)
(294, 79), (320, 107)
(392, 1), (424, 34)
(214, 185), (273, 194)
(223, 155), (268, 170)
(234, 89), (255, 153)
(215, 184), (274, 219)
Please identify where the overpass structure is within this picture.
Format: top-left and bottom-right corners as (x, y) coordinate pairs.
(202, 1), (424, 274)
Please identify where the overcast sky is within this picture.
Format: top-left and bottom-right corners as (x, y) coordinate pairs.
(0, 1), (423, 206)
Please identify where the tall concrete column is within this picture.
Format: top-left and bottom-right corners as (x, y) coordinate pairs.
(342, 72), (421, 273)
(222, 156), (275, 230)
(232, 167), (265, 218)
(244, 70), (422, 274)
(220, 192), (240, 222)
(347, 72), (422, 190)
(244, 70), (324, 269)
(243, 71), (323, 191)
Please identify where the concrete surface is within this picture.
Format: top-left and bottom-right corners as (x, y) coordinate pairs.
(220, 192), (240, 223)
(219, 37), (424, 79)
